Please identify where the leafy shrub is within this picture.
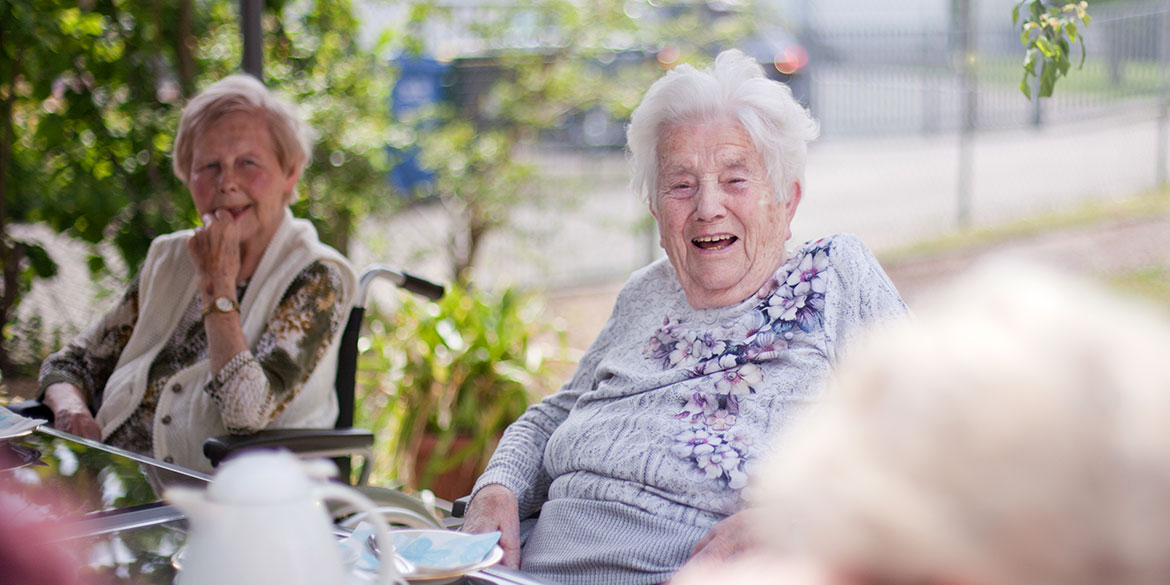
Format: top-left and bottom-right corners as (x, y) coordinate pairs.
(355, 284), (566, 493)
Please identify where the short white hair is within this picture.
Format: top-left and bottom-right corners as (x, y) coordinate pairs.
(758, 261), (1170, 585)
(172, 74), (314, 196)
(626, 49), (819, 211)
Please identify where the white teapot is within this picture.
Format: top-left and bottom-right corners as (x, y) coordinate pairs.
(166, 450), (403, 585)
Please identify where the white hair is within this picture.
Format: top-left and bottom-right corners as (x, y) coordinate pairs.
(172, 74), (314, 200)
(756, 261), (1170, 585)
(626, 49), (820, 211)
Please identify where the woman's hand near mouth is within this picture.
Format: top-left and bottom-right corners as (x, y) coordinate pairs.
(188, 207), (251, 374)
(188, 207), (242, 299)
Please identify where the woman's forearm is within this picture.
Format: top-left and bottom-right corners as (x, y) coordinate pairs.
(203, 262), (347, 433)
(39, 278), (141, 401)
(202, 308), (250, 373)
(42, 382), (102, 440)
(43, 382), (89, 414)
(205, 353), (274, 433)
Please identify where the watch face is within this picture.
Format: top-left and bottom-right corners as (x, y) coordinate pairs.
(215, 297), (235, 312)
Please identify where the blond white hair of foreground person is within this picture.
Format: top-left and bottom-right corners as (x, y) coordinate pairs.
(677, 261), (1170, 585)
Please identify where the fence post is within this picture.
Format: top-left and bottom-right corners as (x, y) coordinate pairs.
(1158, 3), (1170, 187)
(923, 25), (940, 134)
(1031, 81), (1044, 127)
(953, 0), (976, 228)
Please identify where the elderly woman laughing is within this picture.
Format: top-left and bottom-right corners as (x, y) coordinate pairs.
(461, 50), (908, 585)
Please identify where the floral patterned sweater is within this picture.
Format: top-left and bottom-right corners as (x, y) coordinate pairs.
(472, 234), (907, 585)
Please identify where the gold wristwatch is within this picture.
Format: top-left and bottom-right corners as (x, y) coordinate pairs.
(201, 295), (239, 317)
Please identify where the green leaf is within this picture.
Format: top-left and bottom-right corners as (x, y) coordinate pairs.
(1023, 48), (1038, 74)
(1036, 37), (1058, 58)
(1039, 61), (1057, 97)
(19, 242), (58, 279)
(87, 253), (107, 274)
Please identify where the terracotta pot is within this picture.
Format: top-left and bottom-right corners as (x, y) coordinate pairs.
(413, 434), (482, 502)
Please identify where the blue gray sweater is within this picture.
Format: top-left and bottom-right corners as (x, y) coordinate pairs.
(473, 234), (908, 585)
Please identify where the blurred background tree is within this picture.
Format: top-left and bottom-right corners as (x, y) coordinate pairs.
(1, 0), (198, 377)
(392, 0), (759, 285)
(0, 0), (395, 378)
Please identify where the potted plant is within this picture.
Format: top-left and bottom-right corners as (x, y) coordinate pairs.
(356, 284), (565, 501)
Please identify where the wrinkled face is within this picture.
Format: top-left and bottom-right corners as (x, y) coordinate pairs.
(188, 111), (299, 251)
(652, 120), (801, 309)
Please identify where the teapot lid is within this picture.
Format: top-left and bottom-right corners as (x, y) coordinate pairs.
(207, 450), (335, 504)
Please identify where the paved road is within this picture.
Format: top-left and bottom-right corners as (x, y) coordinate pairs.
(359, 104), (1170, 295)
(794, 103), (1169, 252)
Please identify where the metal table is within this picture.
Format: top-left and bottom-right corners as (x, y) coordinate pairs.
(0, 426), (554, 585)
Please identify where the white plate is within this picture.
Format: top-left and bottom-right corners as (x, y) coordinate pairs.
(369, 529), (504, 584)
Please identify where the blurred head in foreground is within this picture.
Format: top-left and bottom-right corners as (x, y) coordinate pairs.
(750, 262), (1170, 585)
(0, 469), (89, 585)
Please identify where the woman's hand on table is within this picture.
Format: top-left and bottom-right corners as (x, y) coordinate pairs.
(188, 208), (242, 296)
(42, 383), (101, 440)
(462, 484), (521, 569)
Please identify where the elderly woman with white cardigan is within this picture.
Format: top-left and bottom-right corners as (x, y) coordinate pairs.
(38, 75), (355, 473)
(461, 50), (908, 585)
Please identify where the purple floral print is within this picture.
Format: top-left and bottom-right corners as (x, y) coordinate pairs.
(648, 239), (833, 489)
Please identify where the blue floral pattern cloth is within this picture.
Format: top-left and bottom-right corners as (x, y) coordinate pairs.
(645, 239), (833, 489)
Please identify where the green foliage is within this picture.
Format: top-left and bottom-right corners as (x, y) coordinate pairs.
(2, 0), (196, 269)
(1, 0), (200, 374)
(1013, 0), (1091, 99)
(354, 284), (564, 491)
(264, 0), (398, 253)
(1109, 267), (1170, 310)
(2, 314), (71, 377)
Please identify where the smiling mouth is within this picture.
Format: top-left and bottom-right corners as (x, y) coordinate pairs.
(692, 235), (737, 250)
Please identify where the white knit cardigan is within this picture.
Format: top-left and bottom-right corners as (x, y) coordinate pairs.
(95, 209), (357, 473)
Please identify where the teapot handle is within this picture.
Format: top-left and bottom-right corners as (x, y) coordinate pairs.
(316, 483), (405, 585)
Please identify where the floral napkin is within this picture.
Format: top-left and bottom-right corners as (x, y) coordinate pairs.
(341, 522), (500, 577)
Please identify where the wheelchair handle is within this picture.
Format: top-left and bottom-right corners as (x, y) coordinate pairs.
(357, 266), (445, 305)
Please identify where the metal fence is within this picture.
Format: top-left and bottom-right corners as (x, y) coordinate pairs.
(804, 0), (1170, 138)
